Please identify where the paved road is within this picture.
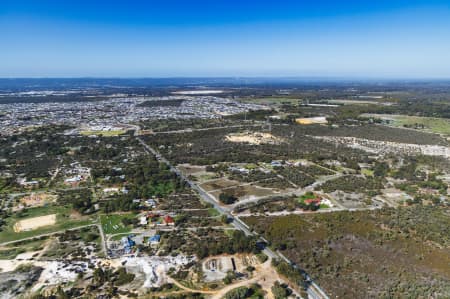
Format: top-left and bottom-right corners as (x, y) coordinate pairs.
(136, 136), (329, 299)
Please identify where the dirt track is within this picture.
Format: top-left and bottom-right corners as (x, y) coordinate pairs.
(210, 258), (280, 299)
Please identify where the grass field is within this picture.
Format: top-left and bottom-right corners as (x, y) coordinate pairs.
(100, 214), (134, 234)
(363, 114), (450, 136)
(80, 130), (126, 136)
(361, 168), (374, 177)
(207, 208), (220, 217)
(297, 192), (316, 203)
(0, 205), (95, 243)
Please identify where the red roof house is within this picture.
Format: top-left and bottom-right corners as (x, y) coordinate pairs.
(163, 215), (175, 225)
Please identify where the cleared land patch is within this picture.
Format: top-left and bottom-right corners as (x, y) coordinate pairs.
(13, 214), (56, 232)
(210, 184), (281, 202)
(225, 132), (284, 145)
(200, 178), (242, 192)
(18, 193), (56, 209)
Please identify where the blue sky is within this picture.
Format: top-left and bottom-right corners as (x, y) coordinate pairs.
(1, 0), (450, 78)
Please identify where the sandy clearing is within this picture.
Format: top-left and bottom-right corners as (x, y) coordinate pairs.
(225, 132), (283, 145)
(13, 214), (56, 232)
(0, 259), (26, 272)
(200, 178), (242, 192)
(210, 258), (284, 299)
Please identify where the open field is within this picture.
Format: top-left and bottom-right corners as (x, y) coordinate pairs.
(13, 214), (56, 232)
(100, 214), (134, 234)
(178, 164), (207, 175)
(0, 205), (94, 243)
(178, 164), (219, 183)
(362, 114), (450, 136)
(200, 178), (242, 192)
(361, 168), (374, 177)
(210, 184), (281, 202)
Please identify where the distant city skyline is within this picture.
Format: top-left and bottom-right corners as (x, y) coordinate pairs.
(1, 0), (450, 78)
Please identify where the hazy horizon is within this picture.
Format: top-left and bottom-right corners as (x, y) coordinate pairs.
(2, 76), (450, 81)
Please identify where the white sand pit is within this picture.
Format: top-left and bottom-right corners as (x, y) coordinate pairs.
(225, 132), (283, 145)
(203, 255), (236, 282)
(122, 255), (195, 288)
(32, 261), (90, 292)
(13, 214), (56, 232)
